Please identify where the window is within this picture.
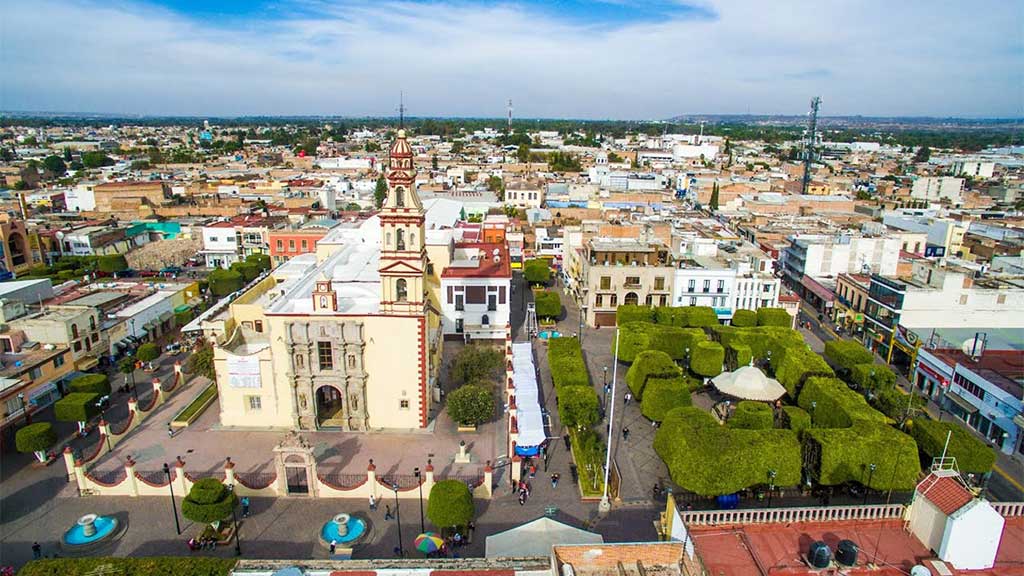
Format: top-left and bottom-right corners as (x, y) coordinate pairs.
(959, 294), (968, 305)
(396, 278), (408, 302)
(400, 399), (410, 410)
(455, 294), (464, 311)
(488, 294), (497, 311)
(654, 277), (665, 290)
(289, 240), (296, 252)
(317, 341), (333, 370)
(645, 294), (653, 306)
(348, 355), (356, 369)
(85, 339), (91, 351)
(610, 294), (618, 307)
(277, 240), (284, 250)
(396, 229), (406, 251)
(596, 295), (603, 307)
(659, 295), (668, 306)
(73, 341), (82, 352)
(482, 314), (490, 325)
(71, 324), (79, 339)
(955, 373), (985, 401)
(29, 367), (42, 380)
(997, 294), (1006, 304)
(600, 276), (611, 290)
(763, 284), (772, 293)
(209, 236), (217, 242)
(455, 318), (464, 333)
(91, 333), (99, 343)
(54, 354), (65, 368)
(254, 320), (263, 333)
(247, 396), (262, 411)
(396, 187), (405, 207)
(688, 279), (696, 292)
(717, 280), (725, 293)
(625, 276), (640, 287)
(90, 316), (96, 330)
(703, 280), (711, 293)
(690, 297), (697, 306)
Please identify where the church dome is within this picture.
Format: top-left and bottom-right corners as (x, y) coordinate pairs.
(389, 129), (413, 158)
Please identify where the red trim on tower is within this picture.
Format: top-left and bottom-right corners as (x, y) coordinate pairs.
(418, 316), (428, 428)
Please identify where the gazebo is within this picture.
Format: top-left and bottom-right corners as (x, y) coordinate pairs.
(711, 365), (786, 402)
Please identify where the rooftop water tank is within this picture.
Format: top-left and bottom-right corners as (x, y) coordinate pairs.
(808, 541), (831, 569)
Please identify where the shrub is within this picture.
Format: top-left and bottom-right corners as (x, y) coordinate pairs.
(728, 401), (774, 429)
(773, 345), (833, 397)
(626, 350), (680, 398)
(730, 309), (757, 327)
(727, 343), (753, 370)
(245, 253), (271, 271)
(617, 305), (654, 325)
(616, 322), (706, 363)
(181, 478), (237, 525)
(137, 342), (160, 363)
(570, 428), (607, 495)
(427, 479), (475, 528)
(824, 340), (873, 372)
(447, 384), (494, 426)
(686, 306), (719, 327)
(230, 261), (260, 283)
(798, 377), (889, 429)
(69, 374), (111, 396)
(548, 337), (589, 389)
(54, 393), (100, 424)
(207, 268), (243, 296)
(533, 290), (561, 319)
(781, 406), (811, 437)
(96, 254), (129, 273)
(805, 422), (920, 490)
(450, 344), (503, 386)
(523, 259), (551, 285)
(690, 341), (724, 379)
(871, 387), (925, 423)
(17, 558), (237, 576)
(756, 308), (793, 327)
(641, 377), (694, 422)
(911, 419), (996, 474)
(187, 345), (216, 380)
(15, 422), (57, 455)
(850, 363), (897, 391)
(654, 407), (801, 496)
(175, 309), (195, 326)
(558, 385), (600, 430)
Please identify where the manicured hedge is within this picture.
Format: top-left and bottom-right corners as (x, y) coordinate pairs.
(690, 341), (724, 378)
(781, 406), (811, 437)
(18, 558), (236, 576)
(626, 350), (681, 398)
(523, 258), (551, 285)
(713, 325), (805, 363)
(805, 421), (921, 490)
(548, 337), (589, 389)
(533, 290), (561, 319)
(181, 477), (237, 524)
(871, 387), (925, 423)
(824, 340), (873, 372)
(69, 374), (111, 396)
(654, 407), (802, 496)
(54, 392), (100, 423)
(910, 419), (996, 474)
(772, 345), (834, 397)
(640, 376), (694, 422)
(728, 401), (774, 430)
(15, 422), (57, 454)
(616, 322), (706, 363)
(731, 309), (757, 327)
(797, 377), (889, 429)
(447, 384), (495, 426)
(616, 304), (654, 325)
(558, 385), (600, 431)
(207, 268), (243, 296)
(756, 308), (793, 327)
(851, 363), (897, 391)
(617, 305), (719, 328)
(727, 342), (753, 370)
(427, 479), (475, 528)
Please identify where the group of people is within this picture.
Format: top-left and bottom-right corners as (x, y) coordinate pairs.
(187, 536), (219, 551)
(515, 479), (532, 505)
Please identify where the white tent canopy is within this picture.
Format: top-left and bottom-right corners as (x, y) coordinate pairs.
(486, 517), (604, 558)
(711, 365), (786, 402)
(512, 342), (546, 450)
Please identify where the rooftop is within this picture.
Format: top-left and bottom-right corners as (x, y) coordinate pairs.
(442, 243), (511, 279)
(929, 348), (1024, 398)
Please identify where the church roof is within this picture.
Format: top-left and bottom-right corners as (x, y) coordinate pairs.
(389, 129), (413, 158)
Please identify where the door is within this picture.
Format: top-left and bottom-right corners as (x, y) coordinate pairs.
(286, 466), (309, 494)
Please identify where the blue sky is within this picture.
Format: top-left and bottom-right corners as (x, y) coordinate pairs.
(1, 0), (1021, 118)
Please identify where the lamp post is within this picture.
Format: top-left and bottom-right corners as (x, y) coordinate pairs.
(599, 328), (620, 513)
(227, 484), (241, 555)
(684, 347), (690, 372)
(162, 462), (181, 535)
(579, 305), (587, 344)
(414, 467), (425, 533)
(865, 463), (876, 504)
(810, 401), (817, 421)
(128, 318), (138, 401)
(392, 483), (403, 556)
(767, 469), (777, 508)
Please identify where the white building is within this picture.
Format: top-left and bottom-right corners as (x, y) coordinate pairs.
(673, 244), (779, 321)
(505, 181), (545, 209)
(535, 227), (563, 259)
(439, 243), (512, 340)
(783, 235), (901, 279)
(64, 183), (96, 212)
(908, 470), (1004, 570)
(201, 222), (241, 269)
(911, 176), (965, 204)
(951, 161), (995, 179)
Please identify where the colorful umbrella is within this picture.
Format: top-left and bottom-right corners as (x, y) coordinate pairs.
(414, 532), (444, 553)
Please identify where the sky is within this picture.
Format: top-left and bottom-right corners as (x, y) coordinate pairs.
(1, 0), (1021, 119)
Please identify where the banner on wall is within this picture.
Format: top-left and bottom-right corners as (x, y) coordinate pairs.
(227, 354), (261, 388)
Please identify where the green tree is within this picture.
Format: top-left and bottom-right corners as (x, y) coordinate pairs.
(690, 341), (725, 379)
(54, 393), (100, 431)
(709, 182), (720, 211)
(245, 253), (271, 272)
(516, 143), (530, 163)
(558, 385), (600, 430)
(230, 261), (259, 283)
(374, 176), (388, 208)
(81, 151), (114, 169)
(180, 478), (238, 525)
(731, 309), (756, 327)
(523, 259), (551, 285)
(62, 148), (72, 162)
(450, 344), (503, 386)
(427, 480), (475, 529)
(486, 175), (505, 201)
(207, 268), (244, 296)
(16, 422), (57, 462)
(451, 140), (465, 154)
(69, 374), (111, 396)
(365, 141), (381, 152)
(187, 344), (216, 381)
(97, 254), (129, 273)
(137, 342), (160, 363)
(533, 290), (561, 319)
(431, 154), (439, 170)
(607, 152), (623, 163)
(42, 155), (67, 176)
(447, 384), (495, 426)
(913, 146), (931, 163)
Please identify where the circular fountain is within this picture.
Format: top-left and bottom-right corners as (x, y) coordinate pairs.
(61, 513), (124, 553)
(320, 512), (369, 548)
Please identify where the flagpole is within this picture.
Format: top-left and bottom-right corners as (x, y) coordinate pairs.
(600, 328), (620, 512)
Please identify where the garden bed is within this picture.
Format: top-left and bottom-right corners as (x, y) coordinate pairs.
(171, 383), (218, 427)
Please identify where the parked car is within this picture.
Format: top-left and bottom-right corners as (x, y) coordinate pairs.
(160, 266), (183, 276)
(138, 270), (159, 278)
(165, 343), (183, 355)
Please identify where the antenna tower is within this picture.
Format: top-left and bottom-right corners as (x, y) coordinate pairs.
(801, 96), (821, 194)
(507, 99), (513, 132)
(398, 91), (406, 128)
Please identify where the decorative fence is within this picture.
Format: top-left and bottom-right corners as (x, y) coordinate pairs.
(680, 503), (907, 526)
(318, 473), (367, 490)
(235, 471), (278, 490)
(992, 502), (1024, 517)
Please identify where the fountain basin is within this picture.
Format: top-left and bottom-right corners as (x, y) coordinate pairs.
(539, 330), (561, 340)
(62, 514), (120, 549)
(320, 513), (368, 546)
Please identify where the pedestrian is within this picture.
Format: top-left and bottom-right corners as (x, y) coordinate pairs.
(622, 427), (630, 441)
(241, 496), (250, 517)
(624, 392), (632, 405)
(167, 424), (174, 438)
(563, 434), (571, 450)
(551, 473), (560, 488)
(369, 494), (376, 510)
(32, 542), (41, 560)
(385, 504), (393, 520)
(454, 532), (463, 547)
(651, 419), (657, 427)
(330, 540), (337, 556)
(511, 478), (518, 493)
(529, 464), (536, 479)
(518, 492), (526, 506)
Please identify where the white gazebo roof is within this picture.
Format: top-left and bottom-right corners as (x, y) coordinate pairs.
(485, 517), (603, 557)
(711, 365), (786, 401)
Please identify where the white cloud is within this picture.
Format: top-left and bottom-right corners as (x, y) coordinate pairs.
(0, 0), (1020, 117)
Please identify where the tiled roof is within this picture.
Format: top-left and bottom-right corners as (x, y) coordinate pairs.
(917, 472), (973, 515)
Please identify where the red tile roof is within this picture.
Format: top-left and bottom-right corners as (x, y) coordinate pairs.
(441, 242), (511, 279)
(917, 472), (973, 515)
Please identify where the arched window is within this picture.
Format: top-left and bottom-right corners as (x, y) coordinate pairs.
(71, 323), (79, 339)
(409, 233), (416, 247)
(396, 187), (405, 207)
(482, 314), (489, 326)
(89, 316), (96, 330)
(396, 229), (406, 251)
(624, 292), (639, 306)
(386, 232), (391, 248)
(396, 278), (408, 302)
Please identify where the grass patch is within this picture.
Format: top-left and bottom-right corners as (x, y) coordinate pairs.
(172, 383), (218, 426)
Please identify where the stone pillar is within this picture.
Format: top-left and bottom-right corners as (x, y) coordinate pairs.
(511, 453), (522, 487)
(63, 446), (76, 483)
(151, 378), (164, 406)
(173, 457), (189, 494)
(482, 460), (494, 498)
(224, 457), (236, 487)
(98, 420), (113, 453)
(73, 458), (88, 494)
(367, 459), (379, 499)
(424, 459), (435, 494)
(124, 456), (139, 497)
(174, 361), (183, 376)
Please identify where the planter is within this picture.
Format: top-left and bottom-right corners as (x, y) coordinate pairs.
(457, 424), (478, 433)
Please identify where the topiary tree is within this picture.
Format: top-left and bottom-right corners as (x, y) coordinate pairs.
(54, 392), (100, 432)
(824, 340), (873, 372)
(245, 253), (271, 272)
(686, 307), (719, 328)
(69, 374), (111, 396)
(626, 350), (680, 398)
(557, 385), (600, 431)
(727, 401), (774, 430)
(446, 384), (495, 426)
(523, 259), (551, 286)
(911, 419), (996, 475)
(772, 346), (833, 397)
(97, 254), (129, 274)
(641, 377), (693, 422)
(616, 305), (655, 325)
(427, 479), (475, 529)
(690, 341), (725, 379)
(727, 343), (753, 370)
(850, 363), (896, 391)
(207, 268), (244, 297)
(780, 405), (811, 437)
(187, 344), (216, 380)
(230, 261), (260, 283)
(756, 308), (793, 327)
(16, 422), (57, 462)
(548, 337), (590, 389)
(181, 477), (237, 525)
(730, 309), (757, 327)
(137, 342), (160, 363)
(450, 344), (503, 386)
(533, 290), (561, 320)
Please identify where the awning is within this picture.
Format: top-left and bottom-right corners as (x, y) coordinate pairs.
(75, 356), (100, 371)
(946, 391), (979, 414)
(158, 311), (173, 323)
(801, 275), (836, 302)
(1013, 413), (1024, 430)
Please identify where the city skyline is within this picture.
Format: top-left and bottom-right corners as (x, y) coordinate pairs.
(2, 0), (1021, 119)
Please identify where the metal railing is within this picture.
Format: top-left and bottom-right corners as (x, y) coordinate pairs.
(378, 474), (422, 489)
(234, 471), (277, 489)
(680, 503), (906, 526)
(992, 502), (1024, 517)
(318, 473), (367, 489)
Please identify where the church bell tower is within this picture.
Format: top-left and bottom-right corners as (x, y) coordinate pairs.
(378, 129), (426, 315)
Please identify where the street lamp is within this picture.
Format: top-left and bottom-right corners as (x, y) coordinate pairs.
(392, 483), (403, 557)
(414, 466), (425, 533)
(579, 305), (587, 344)
(865, 463), (876, 505)
(227, 484), (241, 555)
(162, 462), (181, 535)
(684, 347), (690, 371)
(810, 401), (817, 421)
(599, 328), (620, 513)
(767, 469), (777, 508)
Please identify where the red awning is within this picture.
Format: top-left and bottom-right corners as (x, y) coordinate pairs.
(800, 275), (835, 302)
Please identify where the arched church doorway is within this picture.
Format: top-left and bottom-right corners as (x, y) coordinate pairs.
(316, 385), (344, 427)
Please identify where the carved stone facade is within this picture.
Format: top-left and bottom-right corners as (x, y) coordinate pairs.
(285, 320), (369, 431)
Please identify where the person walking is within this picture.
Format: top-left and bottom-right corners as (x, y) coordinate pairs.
(622, 427), (630, 441)
(32, 542), (41, 560)
(529, 464), (536, 479)
(167, 424), (174, 438)
(329, 540), (337, 556)
(384, 504), (393, 520)
(241, 496), (250, 518)
(551, 473), (560, 488)
(369, 494), (376, 511)
(624, 392), (632, 405)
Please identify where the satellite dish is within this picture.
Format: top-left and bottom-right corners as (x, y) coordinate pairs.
(961, 336), (985, 357)
(910, 565), (932, 576)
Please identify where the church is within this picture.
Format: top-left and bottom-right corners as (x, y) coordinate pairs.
(211, 130), (444, 431)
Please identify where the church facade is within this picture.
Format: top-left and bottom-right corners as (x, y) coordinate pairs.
(212, 131), (440, 431)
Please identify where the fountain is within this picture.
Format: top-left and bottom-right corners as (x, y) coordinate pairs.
(61, 513), (124, 553)
(319, 512), (369, 547)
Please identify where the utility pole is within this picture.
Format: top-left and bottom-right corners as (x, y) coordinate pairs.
(801, 96), (821, 195)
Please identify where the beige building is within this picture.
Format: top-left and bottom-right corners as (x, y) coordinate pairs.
(8, 305), (105, 370)
(213, 131), (441, 431)
(581, 238), (674, 327)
